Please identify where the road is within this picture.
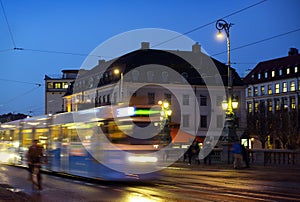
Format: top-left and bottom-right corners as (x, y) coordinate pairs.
(0, 163), (300, 202)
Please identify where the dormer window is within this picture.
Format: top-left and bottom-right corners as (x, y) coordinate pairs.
(279, 69), (282, 76)
(258, 73), (261, 79)
(287, 68), (290, 74)
(265, 72), (268, 78)
(272, 70), (275, 77)
(295, 66), (298, 73)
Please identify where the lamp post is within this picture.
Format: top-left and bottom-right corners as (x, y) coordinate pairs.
(216, 19), (239, 163)
(114, 69), (123, 103)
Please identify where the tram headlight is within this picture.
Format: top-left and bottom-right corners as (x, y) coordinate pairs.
(127, 156), (158, 163)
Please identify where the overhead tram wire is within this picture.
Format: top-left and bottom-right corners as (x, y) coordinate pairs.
(0, 78), (43, 86)
(211, 27), (300, 57)
(151, 0), (267, 48)
(0, 0), (16, 48)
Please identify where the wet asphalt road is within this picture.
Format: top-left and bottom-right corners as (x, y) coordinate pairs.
(1, 163), (300, 202)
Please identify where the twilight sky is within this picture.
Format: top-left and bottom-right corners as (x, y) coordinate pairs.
(0, 0), (299, 115)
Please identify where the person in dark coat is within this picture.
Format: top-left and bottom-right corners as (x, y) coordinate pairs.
(187, 140), (200, 165)
(242, 145), (250, 168)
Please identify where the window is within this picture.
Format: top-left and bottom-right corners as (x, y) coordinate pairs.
(272, 70), (275, 77)
(290, 81), (295, 91)
(295, 66), (298, 73)
(291, 97), (296, 109)
(200, 115), (207, 128)
(268, 84), (272, 94)
(282, 82), (287, 92)
(287, 68), (290, 74)
(279, 69), (282, 76)
(275, 83), (280, 94)
(54, 82), (61, 89)
(247, 87), (252, 97)
(260, 86), (265, 95)
(200, 95), (207, 106)
(148, 93), (155, 104)
(254, 87), (258, 96)
(182, 94), (189, 105)
(217, 115), (224, 128)
(267, 100), (272, 112)
(275, 99), (280, 111)
(265, 72), (268, 78)
(63, 82), (69, 89)
(283, 97), (288, 109)
(258, 73), (261, 79)
(254, 101), (259, 112)
(183, 115), (190, 127)
(247, 102), (252, 113)
(47, 82), (53, 89)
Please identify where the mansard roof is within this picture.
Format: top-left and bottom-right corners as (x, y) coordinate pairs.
(244, 51), (300, 84)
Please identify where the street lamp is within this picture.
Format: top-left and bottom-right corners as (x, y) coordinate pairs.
(216, 19), (239, 163)
(113, 69), (123, 103)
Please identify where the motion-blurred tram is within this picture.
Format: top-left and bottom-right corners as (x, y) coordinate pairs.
(0, 105), (171, 180)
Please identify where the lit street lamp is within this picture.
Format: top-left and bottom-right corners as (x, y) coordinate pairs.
(114, 69), (123, 103)
(216, 19), (239, 163)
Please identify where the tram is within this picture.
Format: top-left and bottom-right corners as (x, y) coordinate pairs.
(0, 104), (171, 180)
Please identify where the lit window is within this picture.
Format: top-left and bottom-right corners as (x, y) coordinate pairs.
(260, 86), (265, 95)
(291, 97), (296, 109)
(247, 87), (252, 97)
(265, 72), (268, 78)
(275, 83), (280, 94)
(254, 87), (258, 96)
(275, 99), (280, 110)
(295, 66), (298, 73)
(258, 73), (261, 79)
(268, 100), (272, 112)
(63, 82), (69, 89)
(279, 69), (282, 76)
(247, 102), (252, 113)
(54, 82), (61, 89)
(282, 82), (287, 92)
(268, 84), (272, 94)
(254, 101), (259, 112)
(290, 81), (295, 91)
(272, 71), (275, 77)
(47, 82), (53, 89)
(287, 68), (290, 74)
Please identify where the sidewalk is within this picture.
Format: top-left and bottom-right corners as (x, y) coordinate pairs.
(0, 184), (32, 202)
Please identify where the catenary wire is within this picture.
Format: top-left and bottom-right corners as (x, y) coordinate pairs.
(151, 0), (267, 48)
(0, 0), (16, 48)
(211, 28), (300, 57)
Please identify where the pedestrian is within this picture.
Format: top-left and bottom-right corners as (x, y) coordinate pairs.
(242, 145), (250, 168)
(232, 141), (243, 169)
(187, 140), (200, 165)
(26, 139), (44, 190)
(202, 142), (213, 165)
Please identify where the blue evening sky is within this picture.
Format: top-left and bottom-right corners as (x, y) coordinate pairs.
(0, 0), (299, 115)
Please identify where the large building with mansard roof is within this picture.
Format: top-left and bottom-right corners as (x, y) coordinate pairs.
(62, 42), (246, 144)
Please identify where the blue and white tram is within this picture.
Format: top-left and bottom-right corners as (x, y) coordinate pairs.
(0, 105), (171, 180)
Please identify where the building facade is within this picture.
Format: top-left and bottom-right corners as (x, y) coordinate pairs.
(44, 70), (79, 114)
(244, 48), (300, 149)
(62, 42), (246, 145)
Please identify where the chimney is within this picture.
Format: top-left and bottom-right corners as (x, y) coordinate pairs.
(98, 59), (106, 66)
(192, 42), (201, 53)
(141, 42), (150, 49)
(288, 48), (299, 56)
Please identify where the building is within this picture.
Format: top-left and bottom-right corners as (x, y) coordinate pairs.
(244, 48), (300, 149)
(44, 70), (79, 114)
(62, 42), (246, 145)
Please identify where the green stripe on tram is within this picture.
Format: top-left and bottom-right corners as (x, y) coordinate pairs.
(134, 109), (161, 115)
